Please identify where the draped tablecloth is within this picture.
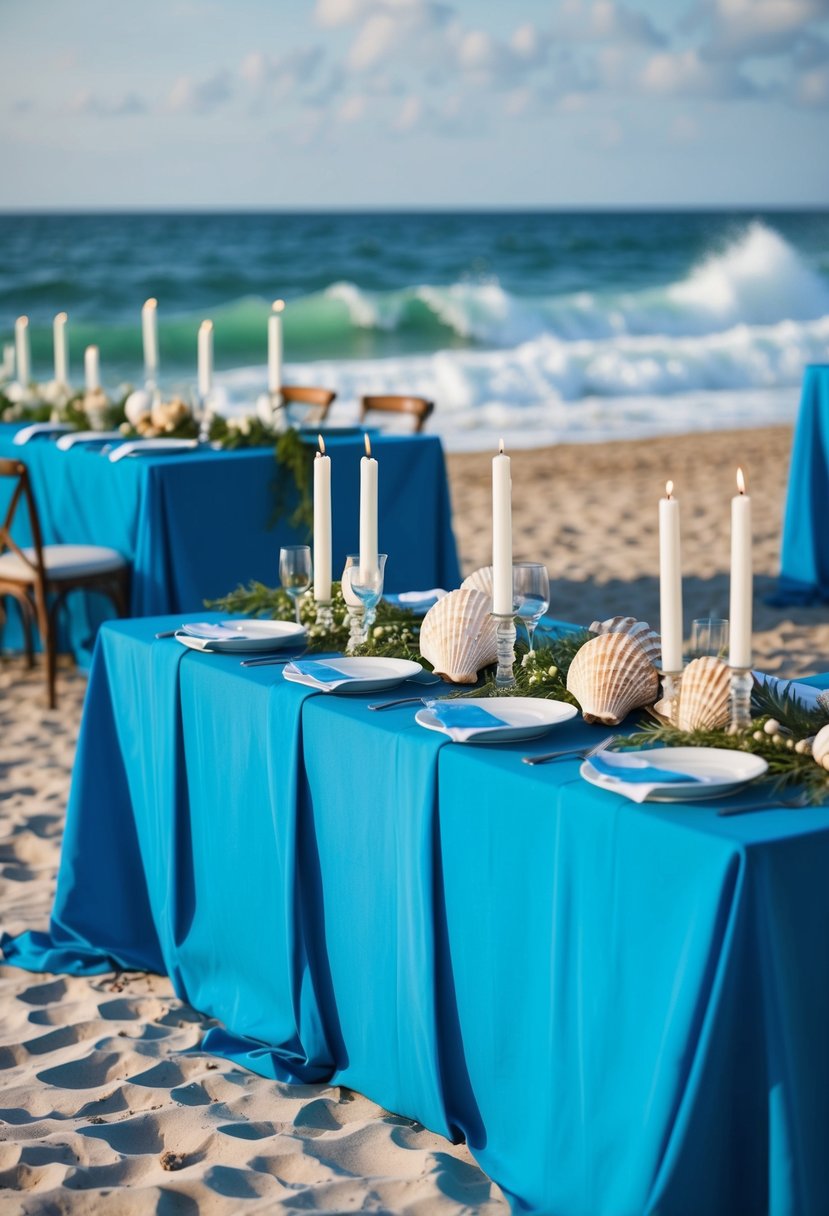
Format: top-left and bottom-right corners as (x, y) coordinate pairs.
(776, 364), (829, 604)
(5, 615), (829, 1215)
(0, 426), (459, 665)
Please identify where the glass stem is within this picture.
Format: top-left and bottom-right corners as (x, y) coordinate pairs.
(295, 595), (303, 626)
(527, 622), (536, 653)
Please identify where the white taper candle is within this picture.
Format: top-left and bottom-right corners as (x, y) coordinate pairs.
(15, 316), (30, 388)
(359, 432), (378, 579)
(659, 481), (683, 672)
(142, 298), (159, 381)
(84, 345), (100, 392)
(197, 320), (213, 399)
(268, 299), (284, 394)
(492, 439), (513, 616)
(728, 467), (753, 669)
(314, 436), (332, 602)
(53, 312), (69, 385)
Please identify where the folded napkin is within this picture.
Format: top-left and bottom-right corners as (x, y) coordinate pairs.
(181, 622), (251, 642)
(587, 750), (708, 804)
(384, 589), (448, 613)
(284, 659), (358, 691)
(753, 672), (826, 713)
(426, 700), (509, 742)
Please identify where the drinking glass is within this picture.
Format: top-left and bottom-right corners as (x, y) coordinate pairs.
(690, 617), (729, 660)
(279, 545), (313, 625)
(342, 554), (387, 650)
(513, 562), (550, 652)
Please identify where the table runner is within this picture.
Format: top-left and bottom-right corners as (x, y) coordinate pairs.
(0, 427), (460, 664)
(5, 615), (829, 1214)
(776, 363), (829, 604)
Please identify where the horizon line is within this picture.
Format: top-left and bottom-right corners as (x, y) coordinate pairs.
(0, 202), (827, 217)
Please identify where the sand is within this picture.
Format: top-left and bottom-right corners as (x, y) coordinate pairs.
(448, 424), (829, 677)
(1, 423), (827, 1212)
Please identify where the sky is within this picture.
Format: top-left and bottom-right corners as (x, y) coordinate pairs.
(1, 0), (828, 209)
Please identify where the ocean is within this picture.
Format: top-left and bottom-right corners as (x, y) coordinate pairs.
(1, 209), (827, 451)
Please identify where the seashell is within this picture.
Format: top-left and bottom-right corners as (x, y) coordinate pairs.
(151, 396), (189, 431)
(567, 631), (660, 725)
(675, 656), (730, 732)
(461, 565), (493, 598)
(125, 388), (152, 427)
(419, 587), (497, 684)
(589, 616), (661, 668)
(812, 723), (829, 766)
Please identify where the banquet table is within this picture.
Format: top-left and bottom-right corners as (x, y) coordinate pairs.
(776, 363), (829, 604)
(0, 425), (459, 665)
(5, 615), (829, 1216)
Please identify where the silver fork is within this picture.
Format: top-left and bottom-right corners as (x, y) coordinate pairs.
(717, 792), (812, 817)
(368, 695), (427, 711)
(522, 733), (619, 766)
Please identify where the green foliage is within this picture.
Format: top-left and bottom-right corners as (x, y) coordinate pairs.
(207, 414), (280, 450)
(206, 579), (422, 658)
(272, 427), (315, 536)
(625, 714), (829, 804)
(0, 387), (129, 430)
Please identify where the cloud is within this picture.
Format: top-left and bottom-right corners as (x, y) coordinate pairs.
(314, 0), (369, 27)
(70, 90), (148, 117)
(697, 0), (829, 59)
(337, 93), (367, 122)
(167, 72), (232, 115)
(640, 48), (758, 97)
(240, 46), (324, 103)
(669, 113), (702, 142)
(790, 59), (829, 103)
(553, 0), (665, 46)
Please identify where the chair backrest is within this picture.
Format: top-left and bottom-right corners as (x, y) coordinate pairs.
(0, 458), (46, 583)
(281, 385), (337, 423)
(359, 395), (434, 434)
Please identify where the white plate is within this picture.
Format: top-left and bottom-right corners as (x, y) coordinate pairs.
(56, 430), (124, 450)
(415, 696), (578, 743)
(109, 438), (199, 462)
(283, 656), (423, 693)
(581, 746), (769, 803)
(12, 422), (74, 445)
(175, 619), (305, 653)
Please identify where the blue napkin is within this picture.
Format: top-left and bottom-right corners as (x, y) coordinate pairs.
(428, 702), (507, 730)
(290, 659), (356, 684)
(181, 621), (251, 641)
(589, 752), (704, 785)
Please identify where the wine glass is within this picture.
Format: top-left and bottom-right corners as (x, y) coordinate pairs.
(279, 545), (312, 625)
(342, 554), (388, 650)
(690, 617), (729, 659)
(513, 562), (550, 653)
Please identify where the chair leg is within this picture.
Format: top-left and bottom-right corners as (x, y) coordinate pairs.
(22, 599), (35, 668)
(36, 587), (57, 710)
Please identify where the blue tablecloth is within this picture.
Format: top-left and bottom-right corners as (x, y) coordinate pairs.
(0, 426), (459, 665)
(777, 364), (829, 604)
(5, 615), (829, 1215)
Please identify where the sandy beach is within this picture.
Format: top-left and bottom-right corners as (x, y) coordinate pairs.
(1, 423), (827, 1211)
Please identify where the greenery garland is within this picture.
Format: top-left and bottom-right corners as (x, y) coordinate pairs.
(1, 386), (315, 533)
(206, 579), (829, 802)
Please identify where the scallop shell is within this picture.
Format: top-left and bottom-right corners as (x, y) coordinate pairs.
(419, 587), (498, 684)
(589, 616), (662, 668)
(567, 631), (660, 725)
(675, 656), (730, 732)
(461, 566), (493, 597)
(812, 723), (829, 766)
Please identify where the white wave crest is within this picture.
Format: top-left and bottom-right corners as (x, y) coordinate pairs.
(218, 312), (829, 450)
(318, 222), (829, 347)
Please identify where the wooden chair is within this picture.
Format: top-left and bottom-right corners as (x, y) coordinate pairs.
(0, 458), (129, 708)
(281, 386), (337, 425)
(359, 395), (434, 434)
